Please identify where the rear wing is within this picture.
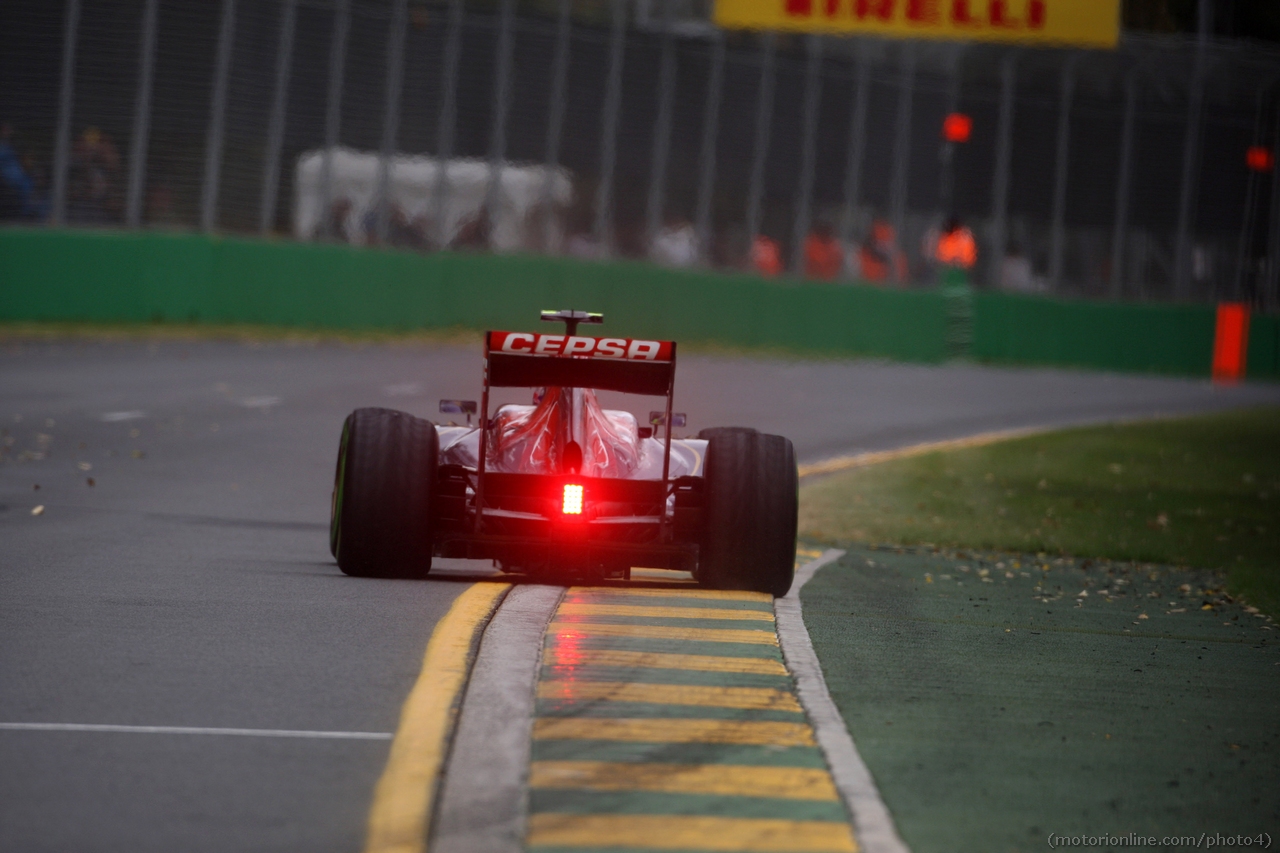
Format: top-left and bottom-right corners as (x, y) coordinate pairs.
(485, 331), (675, 396)
(474, 324), (678, 534)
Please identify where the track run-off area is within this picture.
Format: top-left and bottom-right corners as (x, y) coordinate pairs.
(3, 336), (1280, 853)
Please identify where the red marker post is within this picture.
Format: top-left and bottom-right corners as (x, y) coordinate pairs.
(1246, 145), (1274, 173)
(943, 112), (972, 144)
(1211, 303), (1250, 384)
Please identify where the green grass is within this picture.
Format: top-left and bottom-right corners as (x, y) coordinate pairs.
(800, 407), (1280, 616)
(800, 546), (1280, 853)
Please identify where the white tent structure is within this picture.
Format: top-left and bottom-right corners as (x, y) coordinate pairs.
(293, 148), (573, 252)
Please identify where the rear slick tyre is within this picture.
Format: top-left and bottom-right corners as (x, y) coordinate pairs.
(331, 407), (437, 579)
(698, 429), (798, 596)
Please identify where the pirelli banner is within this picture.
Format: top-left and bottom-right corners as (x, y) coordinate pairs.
(713, 0), (1120, 48)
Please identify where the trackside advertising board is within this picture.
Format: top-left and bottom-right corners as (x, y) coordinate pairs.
(713, 0), (1120, 47)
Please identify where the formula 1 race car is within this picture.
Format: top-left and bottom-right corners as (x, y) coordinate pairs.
(329, 310), (798, 595)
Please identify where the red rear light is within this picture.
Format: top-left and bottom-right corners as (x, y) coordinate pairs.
(1247, 145), (1274, 172)
(942, 112), (972, 143)
(562, 483), (584, 515)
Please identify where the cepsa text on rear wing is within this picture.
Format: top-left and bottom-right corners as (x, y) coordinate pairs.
(490, 331), (673, 361)
(484, 331), (676, 398)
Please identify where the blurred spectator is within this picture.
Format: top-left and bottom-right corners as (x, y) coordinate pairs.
(146, 182), (179, 227)
(1192, 245), (1212, 282)
(803, 222), (842, 281)
(716, 223), (750, 270)
(361, 205), (381, 246)
(750, 234), (782, 277)
(928, 215), (977, 271)
(1000, 243), (1038, 293)
(858, 219), (907, 284)
(649, 218), (698, 268)
(0, 123), (47, 221)
(614, 221), (647, 260)
(391, 207), (429, 250)
(68, 126), (121, 223)
(315, 197), (353, 241)
(453, 209), (490, 250)
(566, 231), (606, 260)
(360, 203), (427, 250)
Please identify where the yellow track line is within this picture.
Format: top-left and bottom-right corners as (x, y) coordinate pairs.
(566, 587), (772, 602)
(532, 717), (816, 746)
(546, 621), (777, 645)
(541, 648), (788, 675)
(557, 603), (775, 622)
(797, 426), (1050, 479)
(529, 760), (840, 800)
(361, 581), (509, 853)
(538, 681), (802, 712)
(526, 814), (858, 852)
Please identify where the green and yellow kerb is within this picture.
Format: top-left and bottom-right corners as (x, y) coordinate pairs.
(526, 575), (858, 853)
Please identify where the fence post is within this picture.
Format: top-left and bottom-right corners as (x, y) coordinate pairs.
(938, 43), (963, 217)
(431, 0), (462, 248)
(50, 0), (81, 226)
(259, 0), (296, 235)
(484, 0), (516, 239)
(201, 0), (236, 233)
(1267, 102), (1280, 313)
(1110, 70), (1137, 300)
(888, 40), (915, 280)
(694, 30), (724, 262)
(1048, 54), (1076, 291)
(745, 32), (776, 246)
(1173, 47), (1206, 300)
(375, 0), (408, 243)
(790, 35), (823, 275)
(125, 0), (158, 228)
(1231, 87), (1267, 301)
(838, 46), (869, 266)
(988, 51), (1017, 289)
(644, 0), (677, 249)
(319, 0), (350, 240)
(593, 0), (626, 251)
(540, 0), (572, 251)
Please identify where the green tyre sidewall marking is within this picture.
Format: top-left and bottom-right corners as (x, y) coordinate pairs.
(330, 417), (351, 558)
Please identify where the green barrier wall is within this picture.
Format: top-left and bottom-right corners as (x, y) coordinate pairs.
(970, 291), (1218, 375)
(0, 228), (949, 363)
(1249, 313), (1280, 381)
(2, 227), (1277, 380)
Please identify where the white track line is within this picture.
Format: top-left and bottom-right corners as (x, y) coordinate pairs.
(0, 722), (392, 739)
(776, 549), (912, 853)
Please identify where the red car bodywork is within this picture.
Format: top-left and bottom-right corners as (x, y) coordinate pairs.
(429, 327), (705, 579)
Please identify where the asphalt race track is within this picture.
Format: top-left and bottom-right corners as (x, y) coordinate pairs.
(3, 336), (1279, 852)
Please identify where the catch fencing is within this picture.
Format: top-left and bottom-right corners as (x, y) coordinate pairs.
(2, 0), (1280, 309)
